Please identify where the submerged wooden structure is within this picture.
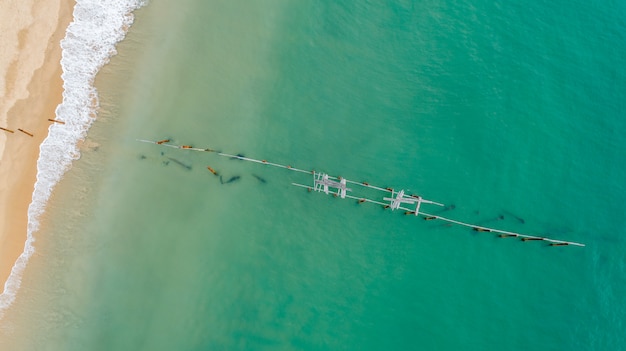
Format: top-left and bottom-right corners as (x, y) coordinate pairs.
(137, 139), (585, 247)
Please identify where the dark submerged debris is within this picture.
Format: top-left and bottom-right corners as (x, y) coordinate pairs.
(220, 175), (241, 184)
(167, 157), (192, 170)
(252, 174), (267, 183)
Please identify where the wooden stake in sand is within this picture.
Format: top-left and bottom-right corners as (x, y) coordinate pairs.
(48, 119), (65, 124)
(17, 128), (34, 137)
(0, 127), (15, 133)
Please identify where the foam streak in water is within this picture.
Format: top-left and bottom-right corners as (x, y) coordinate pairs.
(0, 0), (146, 318)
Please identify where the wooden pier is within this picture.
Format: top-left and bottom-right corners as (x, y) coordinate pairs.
(137, 139), (585, 247)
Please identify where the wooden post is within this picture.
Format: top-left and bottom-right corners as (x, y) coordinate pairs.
(17, 128), (33, 137)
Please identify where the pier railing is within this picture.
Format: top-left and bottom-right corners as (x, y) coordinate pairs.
(137, 139), (585, 247)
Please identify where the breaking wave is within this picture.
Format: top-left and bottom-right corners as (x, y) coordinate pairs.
(0, 0), (146, 318)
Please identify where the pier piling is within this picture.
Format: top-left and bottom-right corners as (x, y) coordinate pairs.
(136, 138), (586, 248)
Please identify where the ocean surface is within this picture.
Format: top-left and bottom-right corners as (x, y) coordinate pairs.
(1, 0), (625, 350)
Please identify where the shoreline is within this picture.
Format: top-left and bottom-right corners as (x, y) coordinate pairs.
(0, 0), (74, 297)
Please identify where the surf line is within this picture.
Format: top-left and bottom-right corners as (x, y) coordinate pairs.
(136, 139), (585, 247)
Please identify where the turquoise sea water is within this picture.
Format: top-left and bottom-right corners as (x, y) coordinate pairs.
(1, 0), (625, 350)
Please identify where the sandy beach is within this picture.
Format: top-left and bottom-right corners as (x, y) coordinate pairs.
(0, 0), (74, 291)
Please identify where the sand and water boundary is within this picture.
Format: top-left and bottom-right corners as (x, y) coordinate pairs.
(0, 0), (74, 293)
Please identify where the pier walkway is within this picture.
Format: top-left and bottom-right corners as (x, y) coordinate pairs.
(137, 139), (585, 247)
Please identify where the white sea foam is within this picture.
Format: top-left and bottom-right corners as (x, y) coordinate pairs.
(0, 0), (146, 318)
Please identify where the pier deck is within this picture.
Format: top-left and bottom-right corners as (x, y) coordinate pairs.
(137, 139), (585, 247)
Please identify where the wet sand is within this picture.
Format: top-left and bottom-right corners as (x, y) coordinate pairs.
(0, 0), (74, 293)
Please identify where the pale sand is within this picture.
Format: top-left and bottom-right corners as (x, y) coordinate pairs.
(0, 0), (74, 290)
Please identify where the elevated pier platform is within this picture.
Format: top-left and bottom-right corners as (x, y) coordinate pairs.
(137, 139), (585, 248)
